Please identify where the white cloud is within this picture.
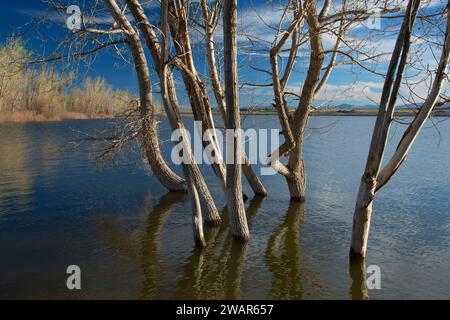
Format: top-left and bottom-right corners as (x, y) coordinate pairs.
(313, 81), (385, 104)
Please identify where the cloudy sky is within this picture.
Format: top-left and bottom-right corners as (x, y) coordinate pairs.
(0, 0), (447, 108)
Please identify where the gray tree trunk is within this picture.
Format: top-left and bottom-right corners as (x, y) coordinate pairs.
(200, 0), (267, 197)
(125, 0), (222, 226)
(350, 0), (450, 258)
(223, 0), (249, 240)
(103, 0), (185, 193)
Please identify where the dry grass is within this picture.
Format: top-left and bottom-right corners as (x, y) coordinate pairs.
(0, 38), (134, 123)
(0, 111), (112, 123)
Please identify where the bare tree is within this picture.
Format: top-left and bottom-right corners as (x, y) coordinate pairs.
(223, 0), (249, 240)
(104, 0), (187, 193)
(29, 0), (189, 193)
(246, 0), (403, 201)
(350, 0), (450, 258)
(125, 0), (222, 228)
(199, 0), (268, 197)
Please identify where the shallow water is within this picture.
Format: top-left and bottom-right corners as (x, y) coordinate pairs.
(0, 116), (449, 299)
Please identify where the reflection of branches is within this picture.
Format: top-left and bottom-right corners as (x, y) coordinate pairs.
(176, 196), (264, 299)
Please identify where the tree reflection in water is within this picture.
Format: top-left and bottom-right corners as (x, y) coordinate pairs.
(349, 256), (369, 300)
(176, 196), (263, 299)
(97, 194), (325, 299)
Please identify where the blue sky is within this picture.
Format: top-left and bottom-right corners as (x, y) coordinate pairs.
(0, 0), (447, 108)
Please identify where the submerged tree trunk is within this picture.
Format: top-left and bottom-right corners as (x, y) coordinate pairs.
(266, 0), (323, 202)
(125, 0), (222, 227)
(350, 176), (375, 256)
(182, 165), (206, 247)
(287, 0), (324, 201)
(200, 0), (267, 197)
(350, 0), (420, 258)
(350, 0), (450, 258)
(223, 0), (249, 240)
(286, 145), (307, 201)
(103, 0), (185, 193)
(143, 120), (186, 192)
(160, 0), (221, 230)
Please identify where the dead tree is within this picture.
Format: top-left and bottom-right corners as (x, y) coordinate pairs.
(223, 0), (249, 240)
(162, 0), (267, 198)
(105, 0), (218, 246)
(350, 0), (450, 258)
(166, 1), (228, 195)
(125, 0), (222, 228)
(247, 0), (401, 201)
(104, 0), (186, 193)
(199, 0), (268, 197)
(26, 1), (187, 193)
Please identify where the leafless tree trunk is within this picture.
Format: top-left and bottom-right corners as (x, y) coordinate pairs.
(224, 0), (249, 240)
(166, 1), (228, 195)
(200, 0), (267, 197)
(103, 0), (185, 193)
(350, 0), (450, 258)
(265, 0), (325, 201)
(125, 0), (222, 227)
(264, 0), (394, 202)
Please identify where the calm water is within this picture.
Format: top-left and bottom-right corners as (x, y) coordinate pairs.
(0, 116), (449, 299)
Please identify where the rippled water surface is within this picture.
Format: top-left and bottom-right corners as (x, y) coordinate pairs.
(0, 116), (449, 299)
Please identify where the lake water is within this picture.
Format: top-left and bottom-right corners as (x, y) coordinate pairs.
(0, 116), (449, 299)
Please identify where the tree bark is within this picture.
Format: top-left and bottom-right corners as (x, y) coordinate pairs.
(223, 0), (249, 241)
(286, 146), (307, 201)
(182, 165), (206, 247)
(287, 0), (324, 201)
(200, 0), (267, 197)
(350, 0), (429, 258)
(103, 0), (185, 193)
(168, 2), (228, 194)
(125, 0), (222, 226)
(143, 119), (186, 192)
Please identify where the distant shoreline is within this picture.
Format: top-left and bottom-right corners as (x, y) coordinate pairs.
(240, 108), (450, 117)
(0, 111), (114, 123)
(2, 108), (450, 123)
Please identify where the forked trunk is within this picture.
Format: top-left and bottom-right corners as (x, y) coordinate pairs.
(104, 0), (185, 193)
(125, 0), (222, 226)
(350, 0), (427, 258)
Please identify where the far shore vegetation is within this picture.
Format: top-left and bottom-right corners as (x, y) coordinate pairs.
(1, 38), (449, 124)
(0, 38), (135, 123)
